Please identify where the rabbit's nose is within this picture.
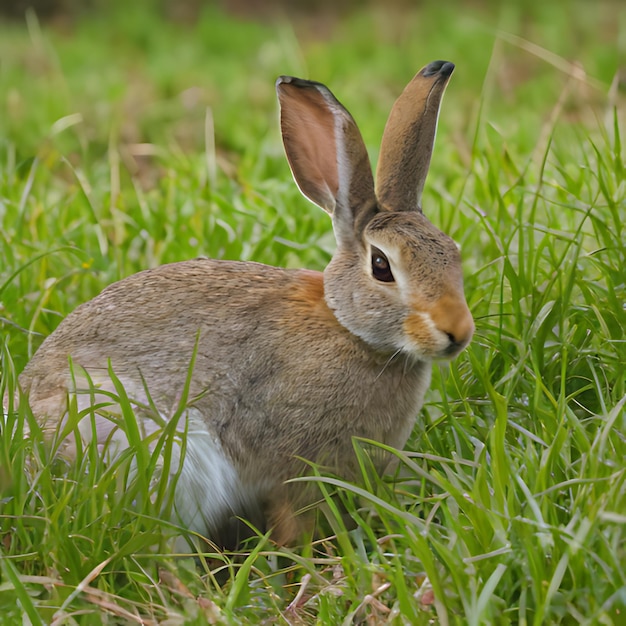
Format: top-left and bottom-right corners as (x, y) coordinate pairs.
(444, 310), (474, 349)
(430, 296), (474, 356)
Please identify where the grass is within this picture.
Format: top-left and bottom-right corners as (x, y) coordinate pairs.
(1, 0), (625, 623)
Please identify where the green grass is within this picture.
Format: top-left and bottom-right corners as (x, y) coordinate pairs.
(1, 0), (625, 623)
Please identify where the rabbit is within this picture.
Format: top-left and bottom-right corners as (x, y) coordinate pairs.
(18, 60), (474, 548)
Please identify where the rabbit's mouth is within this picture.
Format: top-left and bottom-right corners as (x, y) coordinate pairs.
(441, 332), (473, 359)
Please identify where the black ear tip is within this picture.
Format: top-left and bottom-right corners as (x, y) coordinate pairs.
(276, 75), (294, 91)
(276, 76), (331, 95)
(422, 60), (455, 78)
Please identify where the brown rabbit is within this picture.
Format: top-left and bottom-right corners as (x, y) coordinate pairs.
(18, 60), (473, 547)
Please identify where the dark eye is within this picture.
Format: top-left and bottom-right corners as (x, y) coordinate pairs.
(371, 247), (395, 283)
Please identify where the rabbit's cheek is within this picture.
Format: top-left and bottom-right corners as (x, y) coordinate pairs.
(402, 311), (444, 357)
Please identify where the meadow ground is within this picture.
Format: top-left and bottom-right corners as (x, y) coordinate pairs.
(0, 0), (625, 623)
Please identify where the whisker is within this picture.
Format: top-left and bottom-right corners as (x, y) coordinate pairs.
(374, 348), (404, 383)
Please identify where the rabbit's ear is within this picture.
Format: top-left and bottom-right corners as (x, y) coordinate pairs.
(376, 61), (454, 213)
(277, 76), (376, 232)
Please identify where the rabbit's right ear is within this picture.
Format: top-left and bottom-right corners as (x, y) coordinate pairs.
(277, 77), (376, 240)
(376, 61), (455, 213)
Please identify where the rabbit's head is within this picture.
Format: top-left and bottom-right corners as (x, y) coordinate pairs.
(277, 61), (473, 361)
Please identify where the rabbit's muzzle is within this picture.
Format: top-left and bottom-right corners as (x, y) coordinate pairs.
(403, 293), (474, 360)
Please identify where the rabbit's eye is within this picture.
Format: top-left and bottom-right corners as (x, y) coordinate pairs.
(371, 247), (395, 283)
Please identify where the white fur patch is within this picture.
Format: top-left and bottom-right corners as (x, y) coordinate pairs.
(170, 409), (257, 538)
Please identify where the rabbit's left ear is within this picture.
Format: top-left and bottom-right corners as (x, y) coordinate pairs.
(376, 61), (454, 213)
(277, 76), (376, 240)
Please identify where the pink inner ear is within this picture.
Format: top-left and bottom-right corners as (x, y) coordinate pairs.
(277, 76), (376, 240)
(279, 84), (339, 213)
